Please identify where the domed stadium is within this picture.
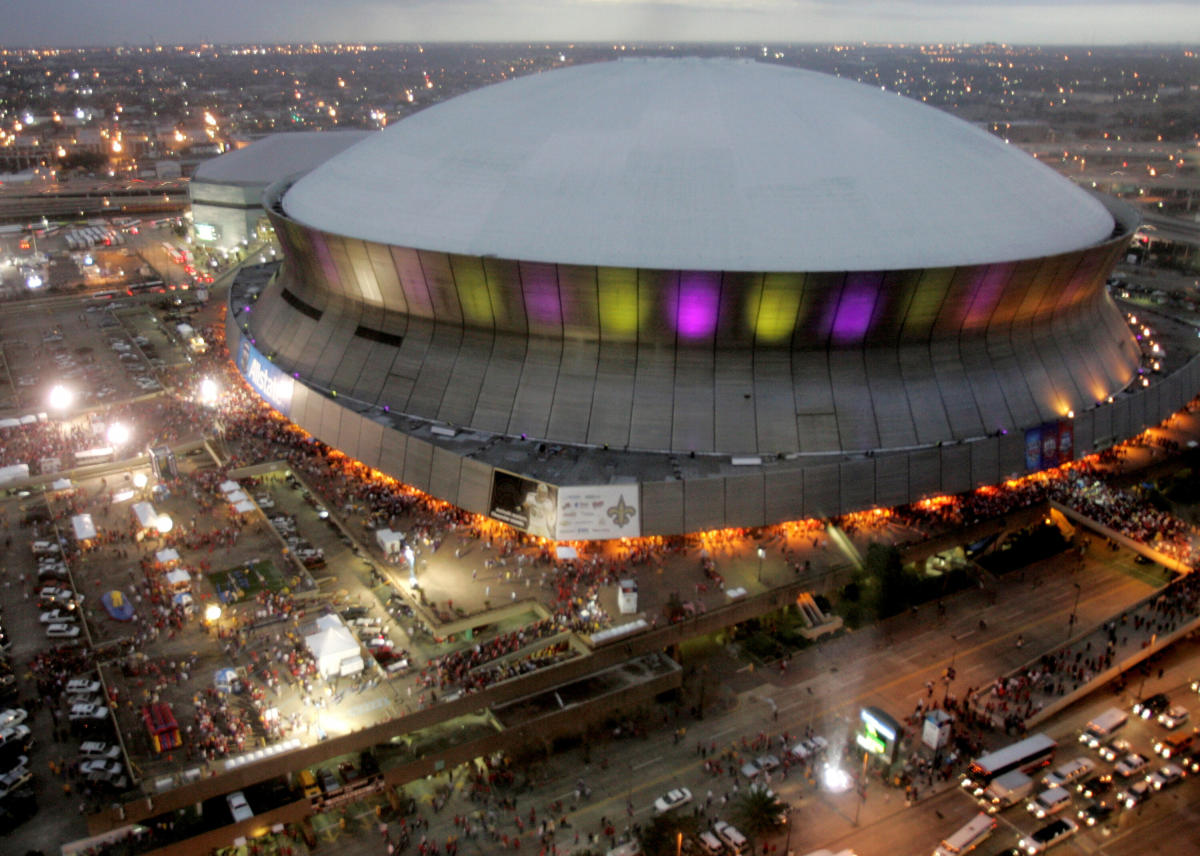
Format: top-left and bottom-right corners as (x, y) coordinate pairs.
(227, 58), (1168, 539)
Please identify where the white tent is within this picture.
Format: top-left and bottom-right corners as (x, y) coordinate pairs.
(0, 464), (30, 486)
(375, 528), (403, 556)
(219, 480), (241, 494)
(132, 502), (158, 529)
(51, 478), (72, 491)
(233, 500), (256, 515)
(226, 490), (249, 504)
(304, 617), (363, 678)
(0, 418), (19, 429)
(71, 513), (97, 541)
(155, 548), (181, 565)
(165, 569), (191, 589)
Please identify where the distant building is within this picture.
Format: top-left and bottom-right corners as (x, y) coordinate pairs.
(188, 131), (371, 250)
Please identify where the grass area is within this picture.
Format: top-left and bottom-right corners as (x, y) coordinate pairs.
(206, 559), (285, 603)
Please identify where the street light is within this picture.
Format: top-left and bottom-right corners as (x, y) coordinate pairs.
(48, 384), (74, 411)
(199, 377), (219, 406)
(106, 422), (130, 447)
(757, 546), (766, 583)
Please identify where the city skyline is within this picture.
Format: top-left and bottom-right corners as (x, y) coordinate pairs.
(2, 0), (1199, 47)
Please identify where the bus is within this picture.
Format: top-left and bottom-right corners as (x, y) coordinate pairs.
(73, 447), (115, 467)
(962, 733), (1056, 795)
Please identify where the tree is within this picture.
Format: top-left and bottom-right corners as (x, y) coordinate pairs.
(729, 786), (787, 847)
(639, 812), (699, 856)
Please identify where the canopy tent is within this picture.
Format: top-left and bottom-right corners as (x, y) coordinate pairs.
(51, 478), (72, 491)
(111, 488), (136, 503)
(0, 463), (30, 486)
(71, 513), (97, 541)
(219, 480), (241, 494)
(304, 617), (363, 678)
(155, 548), (181, 565)
(375, 528), (403, 556)
(131, 501), (158, 530)
(226, 490), (249, 504)
(555, 545), (579, 560)
(164, 569), (191, 590)
(0, 418), (19, 429)
(232, 500), (256, 515)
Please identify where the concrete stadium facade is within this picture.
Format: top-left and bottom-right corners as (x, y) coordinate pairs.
(228, 60), (1172, 539)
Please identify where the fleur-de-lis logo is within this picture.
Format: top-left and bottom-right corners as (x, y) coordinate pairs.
(606, 495), (636, 527)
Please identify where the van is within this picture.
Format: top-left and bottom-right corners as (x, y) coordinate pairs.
(933, 812), (997, 856)
(713, 821), (748, 855)
(696, 831), (723, 855)
(1154, 728), (1197, 759)
(1080, 707), (1127, 749)
(1027, 786), (1071, 819)
(298, 769), (320, 797)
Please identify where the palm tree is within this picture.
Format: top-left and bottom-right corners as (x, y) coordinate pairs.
(729, 785), (787, 847)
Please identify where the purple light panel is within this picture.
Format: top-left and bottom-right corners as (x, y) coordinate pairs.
(673, 273), (720, 339)
(830, 274), (879, 344)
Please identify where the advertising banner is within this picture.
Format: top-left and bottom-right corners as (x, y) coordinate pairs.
(1024, 426), (1042, 472)
(1039, 425), (1059, 470)
(488, 471), (558, 539)
(1056, 420), (1074, 465)
(237, 339), (295, 416)
(556, 485), (641, 540)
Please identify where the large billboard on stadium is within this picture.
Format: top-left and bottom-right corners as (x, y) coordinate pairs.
(488, 472), (642, 540)
(556, 485), (641, 540)
(489, 471), (559, 539)
(237, 339), (295, 416)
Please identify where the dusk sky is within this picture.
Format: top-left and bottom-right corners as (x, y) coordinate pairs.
(4, 1), (1198, 47)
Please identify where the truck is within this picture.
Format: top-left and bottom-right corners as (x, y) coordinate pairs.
(980, 770), (1033, 813)
(1080, 707), (1128, 749)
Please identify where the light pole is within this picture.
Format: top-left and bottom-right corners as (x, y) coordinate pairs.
(757, 546), (766, 584)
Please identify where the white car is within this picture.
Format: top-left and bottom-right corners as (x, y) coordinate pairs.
(79, 741), (121, 760)
(0, 709), (27, 729)
(255, 494), (275, 509)
(227, 790), (254, 822)
(66, 679), (101, 696)
(0, 766), (32, 798)
(1099, 738), (1132, 763)
(1114, 753), (1150, 777)
(790, 735), (828, 761)
(0, 723), (31, 747)
(68, 703), (109, 722)
(40, 609), (78, 624)
(740, 753), (781, 779)
(46, 623), (81, 638)
(653, 787), (693, 814)
(81, 759), (124, 780)
(1044, 757), (1095, 788)
(1157, 705), (1190, 730)
(1019, 817), (1078, 854)
(1117, 778), (1152, 809)
(1147, 763), (1185, 790)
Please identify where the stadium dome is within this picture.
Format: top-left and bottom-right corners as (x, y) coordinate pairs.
(282, 58), (1114, 271)
(232, 57), (1158, 538)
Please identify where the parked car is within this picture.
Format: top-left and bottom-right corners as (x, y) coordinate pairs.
(790, 736), (828, 761)
(227, 790), (254, 822)
(45, 623), (81, 638)
(740, 754), (781, 779)
(40, 610), (78, 624)
(80, 759), (124, 781)
(0, 710), (26, 730)
(1147, 763), (1185, 790)
(79, 741), (121, 761)
(68, 704), (109, 722)
(1018, 818), (1078, 854)
(66, 679), (101, 696)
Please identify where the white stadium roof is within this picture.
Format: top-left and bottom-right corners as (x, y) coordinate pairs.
(283, 58), (1114, 272)
(194, 130), (373, 187)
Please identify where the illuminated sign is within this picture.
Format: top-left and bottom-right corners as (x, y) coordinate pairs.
(194, 222), (220, 242)
(557, 485), (641, 540)
(857, 706), (900, 761)
(237, 339), (294, 415)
